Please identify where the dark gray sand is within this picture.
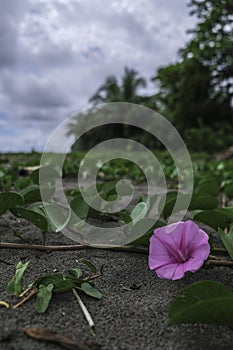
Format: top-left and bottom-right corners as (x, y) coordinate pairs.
(1, 212), (233, 350)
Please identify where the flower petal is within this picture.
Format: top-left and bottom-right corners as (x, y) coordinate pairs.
(148, 220), (210, 280)
(155, 263), (185, 280)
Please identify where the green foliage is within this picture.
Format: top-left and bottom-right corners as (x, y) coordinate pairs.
(10, 207), (49, 231)
(81, 259), (97, 273)
(6, 261), (102, 314)
(169, 281), (233, 327)
(0, 192), (24, 216)
(35, 284), (54, 314)
(80, 283), (102, 299)
(7, 261), (30, 297)
(152, 0), (233, 146)
(218, 227), (233, 260)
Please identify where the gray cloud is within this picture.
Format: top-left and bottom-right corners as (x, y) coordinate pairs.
(0, 0), (196, 152)
(2, 74), (70, 108)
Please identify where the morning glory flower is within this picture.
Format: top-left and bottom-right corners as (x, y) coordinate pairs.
(148, 220), (210, 280)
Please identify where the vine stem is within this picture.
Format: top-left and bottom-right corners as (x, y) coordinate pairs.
(205, 259), (233, 267)
(0, 242), (148, 253)
(0, 242), (86, 251)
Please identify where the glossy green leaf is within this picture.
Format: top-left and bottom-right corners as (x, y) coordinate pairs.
(169, 281), (233, 327)
(10, 207), (48, 231)
(7, 261), (30, 297)
(35, 284), (54, 314)
(0, 192), (24, 216)
(80, 282), (102, 299)
(218, 227), (233, 261)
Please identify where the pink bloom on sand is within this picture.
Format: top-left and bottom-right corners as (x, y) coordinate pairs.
(148, 220), (210, 280)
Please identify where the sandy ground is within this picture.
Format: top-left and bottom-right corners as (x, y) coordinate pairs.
(1, 210), (233, 350)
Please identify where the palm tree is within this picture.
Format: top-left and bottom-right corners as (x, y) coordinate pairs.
(89, 67), (148, 104)
(68, 68), (157, 151)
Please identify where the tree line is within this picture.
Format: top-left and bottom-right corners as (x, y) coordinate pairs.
(69, 0), (233, 153)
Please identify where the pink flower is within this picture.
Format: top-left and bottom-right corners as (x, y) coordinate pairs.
(148, 220), (210, 280)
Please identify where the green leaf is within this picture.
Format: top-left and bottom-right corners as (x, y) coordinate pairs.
(81, 259), (97, 273)
(218, 227), (233, 261)
(70, 195), (89, 222)
(224, 181), (233, 199)
(32, 273), (64, 288)
(31, 165), (59, 185)
(130, 219), (167, 246)
(196, 179), (219, 196)
(10, 207), (48, 232)
(80, 282), (102, 299)
(119, 210), (132, 223)
(189, 194), (218, 210)
(68, 268), (83, 278)
(0, 192), (24, 216)
(7, 261), (30, 297)
(15, 177), (31, 191)
(20, 185), (42, 203)
(130, 202), (148, 223)
(193, 209), (229, 230)
(169, 281), (233, 327)
(21, 184), (55, 203)
(32, 273), (75, 293)
(35, 284), (54, 314)
(28, 202), (70, 232)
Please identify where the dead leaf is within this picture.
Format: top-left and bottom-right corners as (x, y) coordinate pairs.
(24, 327), (101, 350)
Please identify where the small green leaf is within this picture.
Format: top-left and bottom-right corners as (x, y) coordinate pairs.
(218, 227), (233, 261)
(169, 281), (233, 327)
(35, 284), (54, 314)
(68, 268), (83, 278)
(10, 207), (48, 231)
(7, 261), (30, 297)
(80, 282), (102, 299)
(81, 259), (97, 273)
(131, 202), (148, 223)
(0, 192), (24, 216)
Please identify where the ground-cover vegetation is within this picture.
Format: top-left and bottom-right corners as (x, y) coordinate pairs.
(1, 151), (233, 329)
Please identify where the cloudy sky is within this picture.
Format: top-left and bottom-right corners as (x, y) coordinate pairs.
(0, 0), (196, 152)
